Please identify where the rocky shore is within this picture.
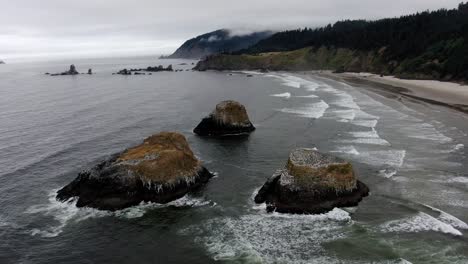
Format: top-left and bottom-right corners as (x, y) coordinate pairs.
(194, 100), (256, 136)
(114, 65), (173, 75)
(255, 148), (369, 214)
(56, 132), (213, 211)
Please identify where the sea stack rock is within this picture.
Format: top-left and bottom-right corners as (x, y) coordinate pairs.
(254, 148), (369, 214)
(193, 100), (255, 136)
(56, 132), (214, 211)
(87, 69), (93, 74)
(68, 64), (79, 75)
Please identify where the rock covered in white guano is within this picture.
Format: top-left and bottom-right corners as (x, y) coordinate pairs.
(255, 148), (369, 214)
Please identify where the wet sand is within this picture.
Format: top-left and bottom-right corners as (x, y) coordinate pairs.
(317, 71), (468, 114)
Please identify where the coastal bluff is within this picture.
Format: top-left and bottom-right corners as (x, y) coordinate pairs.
(56, 132), (214, 211)
(194, 100), (256, 136)
(255, 148), (369, 214)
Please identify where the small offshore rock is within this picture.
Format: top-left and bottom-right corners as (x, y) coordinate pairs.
(254, 148), (369, 214)
(56, 132), (214, 211)
(50, 64), (80, 76)
(194, 100), (256, 136)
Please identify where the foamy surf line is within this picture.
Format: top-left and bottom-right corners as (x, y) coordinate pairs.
(266, 73), (321, 90)
(379, 210), (465, 236)
(279, 100), (329, 119)
(25, 189), (214, 237)
(270, 92), (291, 99)
(182, 207), (352, 263)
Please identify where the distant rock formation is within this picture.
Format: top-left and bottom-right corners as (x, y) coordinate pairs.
(0, 60), (5, 64)
(165, 29), (273, 59)
(254, 148), (369, 214)
(50, 64), (79, 76)
(56, 132), (214, 211)
(194, 100), (256, 136)
(87, 69), (93, 74)
(115, 65), (173, 75)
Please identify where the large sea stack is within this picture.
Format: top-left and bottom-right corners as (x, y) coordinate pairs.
(193, 100), (255, 136)
(56, 132), (214, 211)
(255, 148), (369, 214)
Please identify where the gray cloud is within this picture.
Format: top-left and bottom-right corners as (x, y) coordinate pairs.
(0, 0), (462, 62)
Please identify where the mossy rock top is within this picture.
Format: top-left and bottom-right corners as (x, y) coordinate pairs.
(282, 148), (357, 192)
(211, 100), (252, 126)
(117, 132), (201, 184)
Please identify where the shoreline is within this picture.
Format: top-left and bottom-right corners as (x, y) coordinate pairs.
(315, 71), (468, 114)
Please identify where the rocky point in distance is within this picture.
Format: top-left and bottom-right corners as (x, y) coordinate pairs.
(255, 148), (369, 214)
(46, 64), (93, 76)
(194, 100), (256, 136)
(56, 132), (213, 211)
(114, 65), (173, 75)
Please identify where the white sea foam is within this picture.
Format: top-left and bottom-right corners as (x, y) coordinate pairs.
(424, 204), (468, 230)
(279, 100), (329, 119)
(331, 146), (360, 155)
(349, 129), (380, 138)
(356, 150), (406, 167)
(25, 191), (108, 238)
(327, 109), (356, 122)
(267, 74), (321, 91)
(305, 83), (320, 91)
(270, 92), (291, 99)
(452, 144), (464, 152)
(330, 94), (360, 110)
(338, 138), (391, 146)
(295, 94), (318, 98)
(379, 212), (462, 236)
(351, 119), (378, 128)
(25, 190), (213, 237)
(378, 169), (398, 178)
(240, 71), (264, 76)
(182, 208), (351, 263)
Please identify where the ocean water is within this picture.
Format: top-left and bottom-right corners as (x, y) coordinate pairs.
(0, 57), (467, 264)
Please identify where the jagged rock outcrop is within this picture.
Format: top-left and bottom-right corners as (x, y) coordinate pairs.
(255, 148), (369, 214)
(114, 65), (173, 75)
(56, 132), (214, 211)
(50, 64), (79, 76)
(193, 100), (255, 136)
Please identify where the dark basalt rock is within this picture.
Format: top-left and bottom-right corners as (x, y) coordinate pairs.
(194, 100), (255, 136)
(50, 64), (80, 76)
(255, 148), (369, 214)
(56, 132), (214, 211)
(115, 65), (173, 75)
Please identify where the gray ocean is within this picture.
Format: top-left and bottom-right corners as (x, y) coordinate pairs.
(0, 57), (467, 264)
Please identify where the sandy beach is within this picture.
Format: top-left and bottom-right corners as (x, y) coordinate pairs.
(318, 71), (468, 113)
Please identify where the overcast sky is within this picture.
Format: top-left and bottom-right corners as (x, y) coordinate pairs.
(0, 0), (463, 62)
